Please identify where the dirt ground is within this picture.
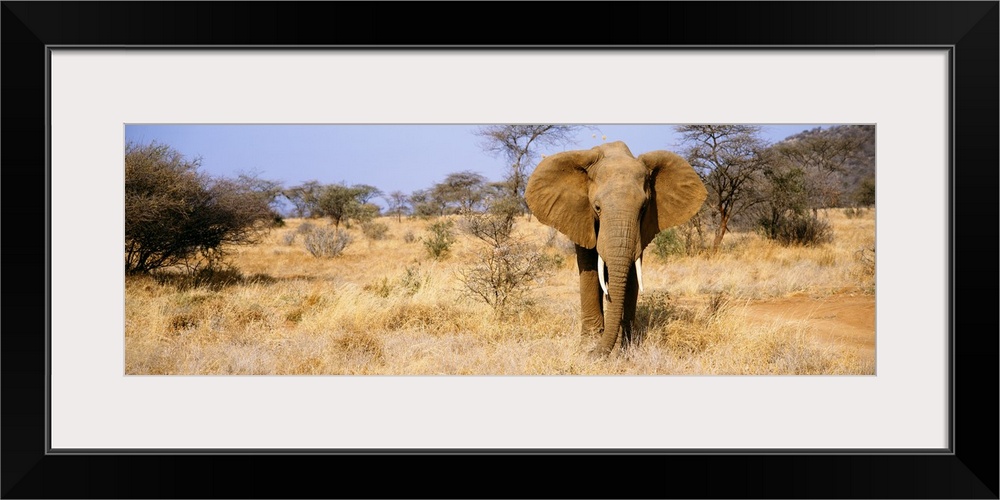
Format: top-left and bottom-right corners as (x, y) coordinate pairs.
(743, 294), (876, 362)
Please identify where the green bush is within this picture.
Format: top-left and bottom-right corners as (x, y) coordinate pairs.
(651, 229), (685, 259)
(423, 220), (456, 259)
(760, 214), (834, 246)
(399, 266), (425, 295)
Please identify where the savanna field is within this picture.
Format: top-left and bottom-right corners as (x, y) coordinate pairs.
(125, 208), (876, 375)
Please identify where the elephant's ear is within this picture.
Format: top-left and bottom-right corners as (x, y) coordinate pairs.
(525, 148), (602, 248)
(638, 151), (708, 250)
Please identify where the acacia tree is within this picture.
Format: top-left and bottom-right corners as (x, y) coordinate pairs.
(474, 125), (585, 213)
(676, 125), (770, 252)
(124, 141), (274, 274)
(436, 170), (487, 213)
(316, 183), (362, 229)
(351, 184), (383, 205)
(409, 188), (448, 218)
(384, 190), (411, 222)
(237, 171), (284, 223)
(283, 180), (323, 218)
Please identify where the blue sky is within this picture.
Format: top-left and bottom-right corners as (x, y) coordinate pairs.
(124, 124), (830, 208)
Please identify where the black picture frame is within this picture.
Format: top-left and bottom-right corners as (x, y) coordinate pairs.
(3, 2), (996, 498)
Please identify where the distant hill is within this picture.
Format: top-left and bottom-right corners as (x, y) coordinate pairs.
(776, 125), (876, 207)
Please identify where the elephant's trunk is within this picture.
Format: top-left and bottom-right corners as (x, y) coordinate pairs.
(597, 255), (643, 301)
(593, 218), (640, 356)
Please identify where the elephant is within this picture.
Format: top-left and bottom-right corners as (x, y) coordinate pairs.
(525, 141), (707, 356)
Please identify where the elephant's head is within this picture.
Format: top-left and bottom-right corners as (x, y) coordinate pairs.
(525, 141), (707, 355)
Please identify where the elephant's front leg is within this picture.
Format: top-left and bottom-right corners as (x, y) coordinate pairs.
(575, 245), (605, 339)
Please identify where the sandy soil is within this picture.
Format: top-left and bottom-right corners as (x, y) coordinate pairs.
(742, 294), (875, 362)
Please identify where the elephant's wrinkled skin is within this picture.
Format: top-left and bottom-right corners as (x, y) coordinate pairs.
(525, 141), (707, 356)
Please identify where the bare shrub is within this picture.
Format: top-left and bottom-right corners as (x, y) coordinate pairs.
(303, 227), (352, 257)
(461, 197), (517, 245)
(545, 227), (577, 254)
(675, 211), (709, 256)
(456, 242), (555, 312)
(296, 221), (315, 234)
(281, 231), (297, 246)
(402, 230), (419, 243)
(458, 201), (555, 312)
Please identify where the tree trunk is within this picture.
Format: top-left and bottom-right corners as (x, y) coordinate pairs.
(712, 213), (730, 253)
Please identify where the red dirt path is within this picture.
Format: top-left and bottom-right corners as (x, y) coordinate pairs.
(743, 294), (875, 360)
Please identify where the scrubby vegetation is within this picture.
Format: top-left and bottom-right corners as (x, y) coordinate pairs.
(126, 210), (875, 375)
(423, 220), (456, 259)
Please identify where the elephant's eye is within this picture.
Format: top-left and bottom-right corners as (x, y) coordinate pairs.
(594, 204), (601, 216)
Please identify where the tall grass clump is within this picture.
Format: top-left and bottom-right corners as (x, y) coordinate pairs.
(632, 290), (687, 345)
(361, 220), (389, 240)
(843, 206), (867, 219)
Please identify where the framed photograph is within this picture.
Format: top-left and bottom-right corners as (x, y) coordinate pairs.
(3, 2), (996, 498)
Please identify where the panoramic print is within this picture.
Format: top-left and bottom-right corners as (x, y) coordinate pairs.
(124, 124), (876, 375)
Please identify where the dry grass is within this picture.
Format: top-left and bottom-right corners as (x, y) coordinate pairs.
(125, 210), (876, 375)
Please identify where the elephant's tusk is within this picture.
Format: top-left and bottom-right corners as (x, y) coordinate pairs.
(597, 254), (609, 301)
(635, 256), (644, 293)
